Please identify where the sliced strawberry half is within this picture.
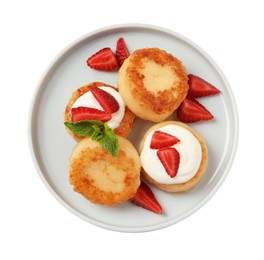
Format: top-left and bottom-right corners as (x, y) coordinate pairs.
(177, 98), (214, 123)
(150, 130), (180, 149)
(157, 147), (180, 178)
(130, 181), (162, 215)
(71, 107), (111, 122)
(87, 47), (118, 71)
(187, 74), (221, 98)
(89, 86), (119, 114)
(116, 37), (130, 66)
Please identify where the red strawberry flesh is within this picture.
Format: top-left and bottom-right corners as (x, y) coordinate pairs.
(177, 98), (214, 123)
(187, 74), (221, 98)
(157, 147), (180, 178)
(130, 181), (162, 215)
(116, 37), (130, 66)
(150, 130), (180, 149)
(89, 86), (119, 114)
(87, 47), (118, 71)
(71, 107), (111, 122)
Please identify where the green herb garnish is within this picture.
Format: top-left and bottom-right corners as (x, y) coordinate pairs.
(64, 120), (119, 157)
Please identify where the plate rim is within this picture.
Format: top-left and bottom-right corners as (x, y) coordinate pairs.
(28, 23), (239, 233)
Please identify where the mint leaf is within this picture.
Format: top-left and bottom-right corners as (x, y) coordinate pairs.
(64, 120), (119, 157)
(64, 120), (98, 136)
(97, 123), (119, 157)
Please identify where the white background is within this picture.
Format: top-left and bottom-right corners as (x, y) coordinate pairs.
(1, 0), (263, 259)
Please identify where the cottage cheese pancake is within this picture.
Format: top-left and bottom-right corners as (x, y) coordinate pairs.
(118, 48), (189, 122)
(139, 121), (208, 192)
(64, 82), (135, 141)
(69, 136), (141, 206)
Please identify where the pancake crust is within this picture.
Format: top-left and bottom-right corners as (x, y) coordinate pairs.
(69, 136), (141, 206)
(118, 48), (189, 122)
(64, 82), (135, 141)
(139, 121), (208, 192)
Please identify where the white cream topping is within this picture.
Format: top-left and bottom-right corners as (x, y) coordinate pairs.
(140, 125), (202, 184)
(72, 86), (125, 130)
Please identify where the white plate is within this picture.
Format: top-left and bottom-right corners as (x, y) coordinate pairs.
(28, 24), (239, 232)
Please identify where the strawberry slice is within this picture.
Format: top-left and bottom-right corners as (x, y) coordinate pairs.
(89, 86), (119, 114)
(187, 74), (221, 98)
(150, 130), (180, 149)
(116, 37), (130, 66)
(130, 181), (162, 215)
(177, 98), (214, 123)
(87, 47), (118, 71)
(157, 147), (180, 178)
(71, 107), (111, 122)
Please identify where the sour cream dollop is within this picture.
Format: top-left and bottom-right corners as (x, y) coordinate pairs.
(140, 124), (202, 184)
(72, 86), (125, 130)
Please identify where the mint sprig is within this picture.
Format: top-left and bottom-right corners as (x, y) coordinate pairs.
(64, 120), (119, 157)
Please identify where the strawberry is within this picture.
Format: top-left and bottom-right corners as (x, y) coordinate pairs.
(89, 86), (119, 114)
(87, 47), (118, 71)
(177, 98), (214, 123)
(150, 130), (180, 149)
(115, 37), (130, 66)
(71, 107), (111, 122)
(157, 147), (180, 178)
(130, 181), (162, 215)
(187, 74), (221, 98)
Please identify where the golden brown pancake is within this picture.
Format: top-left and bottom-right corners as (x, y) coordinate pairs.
(69, 136), (141, 206)
(139, 121), (208, 192)
(118, 48), (189, 122)
(64, 82), (135, 141)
